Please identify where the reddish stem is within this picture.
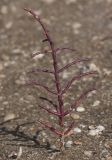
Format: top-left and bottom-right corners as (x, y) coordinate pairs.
(24, 8), (64, 126)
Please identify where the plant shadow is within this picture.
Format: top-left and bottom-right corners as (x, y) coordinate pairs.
(0, 119), (60, 153)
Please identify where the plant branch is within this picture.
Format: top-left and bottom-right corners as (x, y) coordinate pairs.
(58, 58), (91, 73)
(64, 122), (75, 136)
(27, 68), (54, 74)
(38, 105), (60, 116)
(55, 47), (76, 54)
(61, 71), (97, 95)
(24, 9), (64, 125)
(64, 87), (96, 115)
(26, 80), (57, 95)
(39, 96), (58, 110)
(38, 120), (63, 136)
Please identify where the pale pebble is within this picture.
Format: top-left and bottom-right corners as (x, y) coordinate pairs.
(92, 100), (100, 107)
(33, 54), (44, 60)
(76, 106), (85, 112)
(107, 0), (112, 3)
(66, 0), (77, 4)
(65, 140), (73, 148)
(1, 6), (8, 14)
(88, 129), (98, 136)
(79, 124), (86, 128)
(5, 21), (13, 29)
(17, 147), (22, 159)
(73, 127), (81, 133)
(103, 68), (111, 75)
(84, 151), (93, 157)
(41, 0), (55, 4)
(4, 113), (16, 121)
(72, 22), (82, 34)
(71, 113), (80, 120)
(97, 125), (105, 131)
(89, 63), (100, 73)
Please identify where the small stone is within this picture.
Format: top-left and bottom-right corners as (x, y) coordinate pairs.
(4, 113), (16, 122)
(1, 6), (8, 14)
(74, 140), (82, 145)
(89, 63), (100, 73)
(62, 71), (69, 79)
(70, 113), (80, 119)
(97, 125), (105, 131)
(5, 21), (13, 29)
(89, 125), (95, 130)
(17, 147), (22, 159)
(41, 0), (55, 4)
(66, 0), (77, 4)
(79, 124), (86, 128)
(107, 0), (112, 3)
(103, 68), (111, 75)
(73, 127), (81, 133)
(92, 100), (100, 107)
(8, 151), (17, 159)
(65, 141), (73, 148)
(3, 101), (8, 105)
(33, 53), (44, 60)
(76, 106), (85, 112)
(84, 151), (93, 157)
(88, 129), (98, 136)
(72, 22), (82, 34)
(50, 145), (57, 150)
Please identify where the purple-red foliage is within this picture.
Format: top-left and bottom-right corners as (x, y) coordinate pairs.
(24, 8), (97, 140)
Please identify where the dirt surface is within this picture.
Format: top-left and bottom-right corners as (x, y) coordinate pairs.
(0, 0), (112, 159)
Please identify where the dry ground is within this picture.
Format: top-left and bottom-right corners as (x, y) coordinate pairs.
(0, 0), (112, 159)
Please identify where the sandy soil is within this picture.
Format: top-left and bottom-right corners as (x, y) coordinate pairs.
(0, 0), (112, 159)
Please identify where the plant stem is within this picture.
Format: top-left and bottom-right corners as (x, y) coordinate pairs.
(24, 8), (64, 126)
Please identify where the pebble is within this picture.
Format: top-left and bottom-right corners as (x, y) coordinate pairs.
(62, 71), (69, 79)
(3, 101), (8, 105)
(65, 140), (73, 148)
(1, 6), (8, 14)
(50, 145), (57, 150)
(5, 21), (13, 29)
(71, 113), (80, 120)
(89, 63), (100, 73)
(88, 125), (105, 136)
(66, 0), (77, 4)
(76, 106), (85, 112)
(72, 22), (82, 34)
(97, 125), (105, 131)
(92, 100), (100, 107)
(107, 0), (112, 3)
(8, 147), (22, 159)
(41, 0), (55, 4)
(74, 140), (82, 145)
(79, 124), (86, 128)
(103, 68), (111, 76)
(73, 127), (81, 133)
(84, 151), (93, 157)
(4, 113), (16, 122)
(33, 53), (44, 60)
(15, 75), (26, 85)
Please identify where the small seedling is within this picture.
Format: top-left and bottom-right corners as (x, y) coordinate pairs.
(24, 8), (97, 150)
